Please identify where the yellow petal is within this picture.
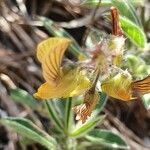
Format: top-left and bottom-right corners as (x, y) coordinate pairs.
(101, 72), (133, 101)
(37, 37), (71, 84)
(34, 82), (57, 99)
(37, 37), (71, 62)
(34, 68), (91, 100)
(59, 68), (91, 97)
(69, 70), (91, 96)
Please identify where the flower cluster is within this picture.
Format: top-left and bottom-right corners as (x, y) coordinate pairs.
(34, 8), (150, 123)
(34, 36), (150, 123)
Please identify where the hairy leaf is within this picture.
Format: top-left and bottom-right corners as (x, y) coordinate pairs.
(0, 117), (57, 150)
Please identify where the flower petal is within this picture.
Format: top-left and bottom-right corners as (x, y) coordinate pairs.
(37, 37), (71, 84)
(132, 75), (150, 95)
(101, 72), (133, 101)
(34, 68), (91, 100)
(58, 68), (91, 98)
(34, 82), (57, 99)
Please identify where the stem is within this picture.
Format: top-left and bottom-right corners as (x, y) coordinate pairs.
(64, 97), (72, 133)
(45, 100), (64, 133)
(64, 98), (77, 150)
(64, 136), (77, 150)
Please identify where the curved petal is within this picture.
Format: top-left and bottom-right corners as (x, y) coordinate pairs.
(34, 82), (57, 99)
(34, 69), (91, 100)
(101, 73), (133, 101)
(37, 37), (71, 84)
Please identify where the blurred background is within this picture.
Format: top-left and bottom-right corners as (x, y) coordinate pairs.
(0, 0), (150, 149)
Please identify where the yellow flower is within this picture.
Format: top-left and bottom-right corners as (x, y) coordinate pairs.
(34, 37), (150, 124)
(101, 72), (133, 101)
(101, 71), (150, 101)
(34, 37), (90, 99)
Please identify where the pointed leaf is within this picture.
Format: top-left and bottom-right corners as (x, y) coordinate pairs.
(70, 115), (105, 137)
(85, 129), (129, 149)
(10, 88), (37, 109)
(0, 117), (57, 150)
(120, 16), (146, 48)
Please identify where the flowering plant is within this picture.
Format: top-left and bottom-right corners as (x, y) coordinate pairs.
(0, 4), (150, 150)
(34, 7), (150, 123)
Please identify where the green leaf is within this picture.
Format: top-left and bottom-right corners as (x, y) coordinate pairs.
(0, 117), (57, 150)
(45, 101), (64, 133)
(85, 129), (129, 149)
(112, 0), (141, 26)
(120, 16), (146, 48)
(39, 17), (87, 59)
(10, 88), (37, 109)
(142, 94), (150, 110)
(70, 115), (105, 137)
(64, 97), (73, 133)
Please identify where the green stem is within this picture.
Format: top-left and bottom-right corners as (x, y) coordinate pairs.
(45, 100), (64, 133)
(64, 97), (72, 134)
(64, 136), (77, 150)
(64, 98), (77, 150)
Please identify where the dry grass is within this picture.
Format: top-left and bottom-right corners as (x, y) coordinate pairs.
(0, 0), (150, 149)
